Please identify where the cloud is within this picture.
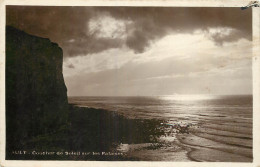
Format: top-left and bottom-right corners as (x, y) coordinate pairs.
(6, 6), (252, 57)
(88, 13), (131, 39)
(204, 27), (247, 46)
(63, 32), (252, 96)
(64, 37), (123, 57)
(65, 62), (251, 96)
(126, 29), (150, 53)
(99, 7), (252, 53)
(63, 47), (134, 77)
(6, 6), (123, 57)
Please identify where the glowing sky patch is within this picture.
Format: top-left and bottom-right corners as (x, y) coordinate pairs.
(88, 14), (131, 39)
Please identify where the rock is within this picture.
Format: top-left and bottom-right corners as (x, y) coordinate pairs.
(6, 26), (68, 149)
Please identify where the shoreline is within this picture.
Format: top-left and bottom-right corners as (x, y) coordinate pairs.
(6, 103), (252, 162)
(68, 104), (252, 162)
(69, 104), (192, 161)
(69, 104), (193, 161)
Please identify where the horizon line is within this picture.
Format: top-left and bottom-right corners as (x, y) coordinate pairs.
(67, 94), (253, 97)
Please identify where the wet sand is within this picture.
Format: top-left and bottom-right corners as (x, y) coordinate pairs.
(68, 104), (252, 162)
(117, 142), (191, 161)
(175, 117), (252, 162)
(116, 120), (252, 162)
(7, 104), (252, 162)
(177, 133), (252, 162)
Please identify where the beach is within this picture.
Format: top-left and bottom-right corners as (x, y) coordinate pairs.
(68, 95), (252, 162)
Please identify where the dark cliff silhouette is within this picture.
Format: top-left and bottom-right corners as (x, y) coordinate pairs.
(6, 26), (69, 154)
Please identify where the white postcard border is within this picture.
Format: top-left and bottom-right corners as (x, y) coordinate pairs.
(0, 1), (259, 167)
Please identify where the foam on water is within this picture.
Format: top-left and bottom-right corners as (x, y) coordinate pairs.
(69, 95), (252, 162)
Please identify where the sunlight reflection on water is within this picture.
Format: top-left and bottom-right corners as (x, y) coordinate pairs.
(159, 94), (220, 101)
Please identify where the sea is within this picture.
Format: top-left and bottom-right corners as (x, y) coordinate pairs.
(68, 95), (252, 162)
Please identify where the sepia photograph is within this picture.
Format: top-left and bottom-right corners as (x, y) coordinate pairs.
(1, 2), (259, 165)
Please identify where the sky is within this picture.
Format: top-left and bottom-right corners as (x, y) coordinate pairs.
(6, 6), (252, 96)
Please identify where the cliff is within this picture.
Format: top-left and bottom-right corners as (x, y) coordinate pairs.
(6, 26), (69, 150)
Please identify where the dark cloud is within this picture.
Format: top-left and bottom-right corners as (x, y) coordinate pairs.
(99, 7), (252, 51)
(6, 6), (252, 56)
(207, 29), (247, 46)
(6, 6), (123, 57)
(126, 29), (149, 53)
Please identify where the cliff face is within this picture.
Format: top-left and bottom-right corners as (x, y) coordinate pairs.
(6, 26), (68, 149)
